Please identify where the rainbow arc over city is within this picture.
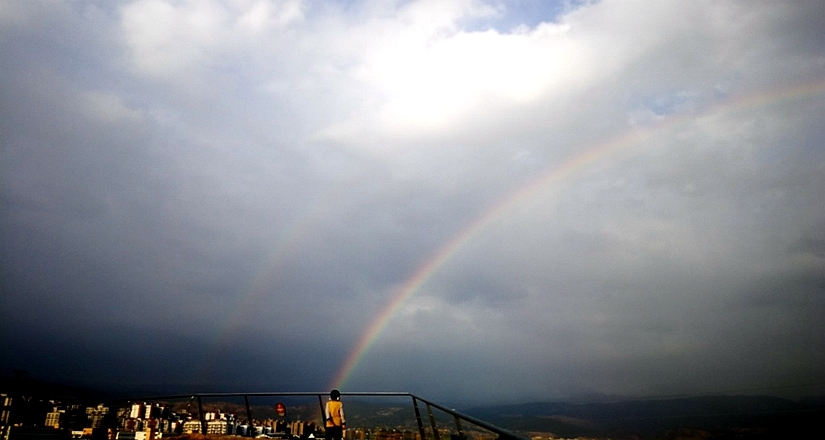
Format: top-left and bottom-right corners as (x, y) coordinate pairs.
(328, 79), (825, 390)
(189, 79), (825, 388)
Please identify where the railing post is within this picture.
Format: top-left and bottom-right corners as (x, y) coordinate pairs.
(318, 394), (326, 435)
(425, 403), (440, 440)
(411, 397), (427, 440)
(197, 396), (206, 435)
(453, 415), (464, 439)
(244, 395), (254, 437)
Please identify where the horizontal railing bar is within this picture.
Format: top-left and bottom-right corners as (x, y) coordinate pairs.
(114, 391), (416, 401)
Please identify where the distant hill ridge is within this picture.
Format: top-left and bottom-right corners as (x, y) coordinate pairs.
(468, 394), (806, 418)
(464, 395), (825, 438)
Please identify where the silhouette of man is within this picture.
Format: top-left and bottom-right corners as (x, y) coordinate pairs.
(325, 389), (346, 440)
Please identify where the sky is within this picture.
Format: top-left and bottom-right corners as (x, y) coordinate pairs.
(1, 0), (824, 405)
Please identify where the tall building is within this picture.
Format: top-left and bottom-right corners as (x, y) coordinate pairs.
(206, 419), (229, 434)
(142, 404), (153, 420)
(182, 419), (201, 434)
(129, 404), (142, 420)
(45, 408), (62, 428)
(86, 404), (109, 428)
(0, 394), (11, 425)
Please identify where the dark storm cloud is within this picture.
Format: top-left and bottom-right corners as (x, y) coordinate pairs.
(2, 0), (824, 403)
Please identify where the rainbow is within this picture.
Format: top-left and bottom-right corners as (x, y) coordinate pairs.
(191, 188), (345, 384)
(329, 78), (825, 390)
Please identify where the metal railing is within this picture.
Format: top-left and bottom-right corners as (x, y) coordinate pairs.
(118, 391), (527, 440)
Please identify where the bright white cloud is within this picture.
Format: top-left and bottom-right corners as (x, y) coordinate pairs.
(120, 0), (304, 78)
(237, 0), (304, 32)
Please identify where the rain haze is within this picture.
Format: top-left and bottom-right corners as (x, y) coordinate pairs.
(1, 0), (824, 404)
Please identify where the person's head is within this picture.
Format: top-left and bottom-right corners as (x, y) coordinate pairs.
(330, 389), (340, 400)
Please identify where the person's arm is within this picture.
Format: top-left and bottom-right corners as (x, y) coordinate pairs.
(340, 405), (345, 428)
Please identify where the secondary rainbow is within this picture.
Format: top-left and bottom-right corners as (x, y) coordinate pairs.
(190, 187), (349, 383)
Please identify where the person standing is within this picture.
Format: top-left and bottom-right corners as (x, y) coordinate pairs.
(325, 389), (346, 440)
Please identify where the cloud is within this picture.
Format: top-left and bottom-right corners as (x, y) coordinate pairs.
(2, 0), (824, 403)
(120, 0), (305, 79)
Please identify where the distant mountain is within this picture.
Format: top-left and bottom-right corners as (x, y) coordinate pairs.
(464, 395), (825, 439)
